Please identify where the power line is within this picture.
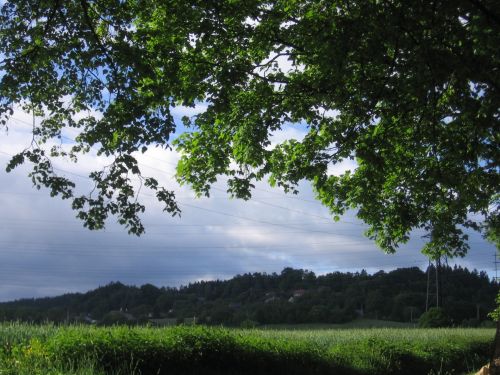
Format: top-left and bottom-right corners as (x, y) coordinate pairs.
(3, 116), (332, 205)
(1, 147), (364, 230)
(0, 260), (430, 276)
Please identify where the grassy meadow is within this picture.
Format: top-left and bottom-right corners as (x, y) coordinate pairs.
(0, 322), (495, 375)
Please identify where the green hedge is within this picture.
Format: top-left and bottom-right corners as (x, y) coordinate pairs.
(0, 324), (494, 375)
(46, 326), (344, 375)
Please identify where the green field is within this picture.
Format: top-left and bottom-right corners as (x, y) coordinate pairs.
(261, 318), (417, 330)
(0, 323), (494, 375)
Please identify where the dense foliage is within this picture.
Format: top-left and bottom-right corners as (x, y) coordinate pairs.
(418, 307), (452, 328)
(0, 0), (498, 256)
(0, 267), (496, 327)
(0, 324), (494, 375)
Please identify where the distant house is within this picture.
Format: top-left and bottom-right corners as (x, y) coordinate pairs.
(122, 312), (136, 321)
(292, 289), (306, 298)
(288, 289), (306, 303)
(84, 315), (97, 324)
(111, 310), (135, 321)
(149, 318), (177, 327)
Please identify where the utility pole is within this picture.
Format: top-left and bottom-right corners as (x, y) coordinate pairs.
(425, 256), (443, 311)
(426, 259), (431, 312)
(494, 253), (500, 284)
(426, 258), (441, 311)
(436, 256), (441, 309)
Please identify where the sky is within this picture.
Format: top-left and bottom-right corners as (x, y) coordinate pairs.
(0, 104), (497, 303)
(0, 1), (496, 301)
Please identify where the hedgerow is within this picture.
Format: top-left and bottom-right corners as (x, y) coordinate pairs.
(0, 324), (494, 375)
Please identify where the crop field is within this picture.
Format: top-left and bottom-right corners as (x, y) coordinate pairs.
(0, 323), (495, 375)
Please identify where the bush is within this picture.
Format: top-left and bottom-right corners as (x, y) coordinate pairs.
(419, 308), (451, 328)
(488, 291), (500, 321)
(480, 320), (496, 328)
(462, 318), (481, 327)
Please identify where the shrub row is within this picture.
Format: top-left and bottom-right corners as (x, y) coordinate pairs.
(46, 326), (341, 375)
(0, 325), (494, 375)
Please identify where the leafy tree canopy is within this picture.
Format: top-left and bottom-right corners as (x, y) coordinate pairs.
(0, 0), (498, 256)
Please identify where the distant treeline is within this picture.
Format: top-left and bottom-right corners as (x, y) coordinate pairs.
(0, 266), (497, 326)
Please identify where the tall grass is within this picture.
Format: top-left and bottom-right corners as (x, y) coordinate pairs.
(0, 323), (495, 375)
(250, 327), (494, 349)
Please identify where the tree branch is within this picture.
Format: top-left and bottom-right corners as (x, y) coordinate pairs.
(79, 0), (121, 91)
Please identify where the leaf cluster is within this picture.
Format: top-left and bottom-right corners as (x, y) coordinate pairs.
(0, 0), (498, 252)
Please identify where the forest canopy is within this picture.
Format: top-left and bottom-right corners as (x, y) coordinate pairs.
(0, 0), (498, 256)
(0, 266), (496, 326)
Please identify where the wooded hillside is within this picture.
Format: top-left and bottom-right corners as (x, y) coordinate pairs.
(0, 266), (496, 326)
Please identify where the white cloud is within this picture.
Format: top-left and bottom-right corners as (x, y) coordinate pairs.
(327, 158), (357, 176)
(171, 103), (208, 119)
(268, 125), (307, 147)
